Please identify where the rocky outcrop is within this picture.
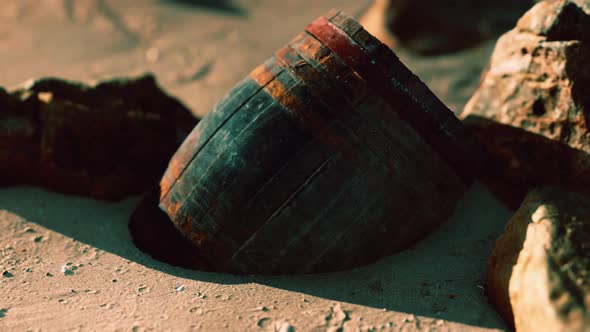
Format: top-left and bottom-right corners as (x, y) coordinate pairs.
(462, 0), (590, 207)
(0, 74), (197, 200)
(486, 187), (590, 331)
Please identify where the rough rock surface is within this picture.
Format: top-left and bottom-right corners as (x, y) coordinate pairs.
(486, 187), (590, 331)
(462, 0), (590, 207)
(0, 74), (197, 200)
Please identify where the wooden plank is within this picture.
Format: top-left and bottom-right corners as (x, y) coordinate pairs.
(161, 89), (288, 266)
(328, 13), (412, 85)
(225, 133), (367, 275)
(289, 32), (368, 106)
(328, 12), (484, 185)
(305, 17), (393, 102)
(160, 58), (284, 199)
(276, 44), (363, 126)
(160, 87), (278, 220)
(306, 15), (479, 185)
(231, 134), (335, 242)
(329, 12), (474, 149)
(273, 46), (466, 273)
(162, 63), (356, 268)
(264, 63), (346, 150)
(285, 34), (452, 184)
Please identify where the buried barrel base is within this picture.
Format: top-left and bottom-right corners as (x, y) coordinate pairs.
(129, 187), (462, 275)
(129, 187), (212, 271)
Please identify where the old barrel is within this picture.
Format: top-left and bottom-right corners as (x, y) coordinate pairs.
(157, 11), (483, 275)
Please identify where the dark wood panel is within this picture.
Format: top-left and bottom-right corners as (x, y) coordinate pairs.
(160, 58), (284, 198)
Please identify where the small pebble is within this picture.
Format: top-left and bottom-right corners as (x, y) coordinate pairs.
(2, 270), (13, 278)
(62, 265), (74, 276)
(146, 47), (160, 63)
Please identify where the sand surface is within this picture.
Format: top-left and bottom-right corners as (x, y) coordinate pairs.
(1, 0), (516, 330)
(1, 184), (511, 331)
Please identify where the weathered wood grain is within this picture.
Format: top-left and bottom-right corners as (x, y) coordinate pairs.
(159, 59), (283, 198)
(158, 12), (481, 274)
(308, 12), (483, 185)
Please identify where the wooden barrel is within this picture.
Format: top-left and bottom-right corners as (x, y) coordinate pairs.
(157, 11), (483, 275)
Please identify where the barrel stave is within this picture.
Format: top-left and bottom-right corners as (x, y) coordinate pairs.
(155, 11), (483, 275)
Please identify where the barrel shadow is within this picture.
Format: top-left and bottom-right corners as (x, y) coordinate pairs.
(1, 182), (511, 329)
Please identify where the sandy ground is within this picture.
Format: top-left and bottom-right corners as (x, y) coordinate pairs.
(0, 184), (511, 331)
(1, 0), (517, 330)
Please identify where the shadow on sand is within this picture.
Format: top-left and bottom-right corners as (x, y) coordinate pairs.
(160, 0), (246, 16)
(1, 182), (512, 329)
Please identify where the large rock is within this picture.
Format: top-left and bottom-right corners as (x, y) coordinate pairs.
(462, 0), (590, 207)
(0, 74), (197, 200)
(486, 187), (590, 331)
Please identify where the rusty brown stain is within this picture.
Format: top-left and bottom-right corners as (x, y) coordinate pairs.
(293, 33), (330, 63)
(289, 32), (306, 46)
(262, 58), (346, 150)
(159, 126), (203, 198)
(160, 195), (182, 218)
(160, 157), (184, 197)
(249, 61), (277, 87)
(275, 46), (306, 69)
(190, 231), (208, 247)
(305, 17), (391, 98)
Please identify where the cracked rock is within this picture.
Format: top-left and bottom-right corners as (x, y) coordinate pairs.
(486, 187), (590, 331)
(462, 0), (590, 207)
(0, 74), (197, 200)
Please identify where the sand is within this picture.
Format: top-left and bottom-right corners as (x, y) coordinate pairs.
(1, 0), (516, 330)
(1, 184), (511, 331)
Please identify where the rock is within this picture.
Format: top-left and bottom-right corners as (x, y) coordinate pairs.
(462, 0), (590, 207)
(486, 187), (590, 331)
(0, 87), (38, 186)
(517, 0), (590, 42)
(359, 0), (536, 54)
(463, 116), (590, 208)
(0, 74), (197, 200)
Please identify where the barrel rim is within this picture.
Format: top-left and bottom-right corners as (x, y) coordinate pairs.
(305, 11), (484, 184)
